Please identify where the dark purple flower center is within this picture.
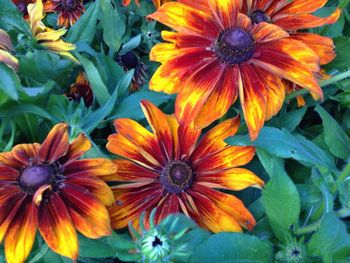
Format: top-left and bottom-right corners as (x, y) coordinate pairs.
(214, 28), (255, 65)
(120, 51), (139, 69)
(19, 165), (53, 195)
(249, 10), (270, 24)
(61, 0), (77, 11)
(160, 160), (193, 194)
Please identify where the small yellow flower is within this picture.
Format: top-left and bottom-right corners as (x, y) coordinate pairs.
(27, 0), (78, 63)
(0, 29), (18, 71)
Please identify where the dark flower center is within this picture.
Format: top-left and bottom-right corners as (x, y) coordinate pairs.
(214, 28), (255, 65)
(61, 0), (77, 11)
(119, 51), (139, 69)
(249, 10), (270, 24)
(291, 248), (300, 257)
(19, 165), (53, 195)
(152, 236), (163, 247)
(160, 160), (193, 194)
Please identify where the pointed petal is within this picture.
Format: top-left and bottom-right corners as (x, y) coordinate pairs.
(108, 160), (158, 181)
(192, 185), (256, 230)
(140, 100), (174, 160)
(276, 0), (327, 14)
(290, 33), (335, 65)
(197, 167), (264, 191)
(147, 2), (219, 38)
(175, 60), (224, 124)
(113, 118), (164, 165)
(66, 177), (114, 206)
(0, 152), (25, 169)
(194, 146), (256, 173)
(154, 194), (179, 224)
(251, 22), (289, 43)
(239, 64), (267, 141)
(12, 143), (40, 166)
(178, 122), (201, 159)
(274, 8), (341, 31)
(60, 184), (112, 239)
(109, 184), (163, 229)
(195, 65), (239, 128)
(5, 201), (37, 263)
(39, 123), (69, 163)
(60, 133), (91, 164)
(38, 193), (78, 260)
(0, 50), (18, 71)
(207, 0), (240, 28)
(186, 190), (242, 232)
(63, 158), (117, 180)
(191, 116), (240, 162)
(161, 31), (212, 48)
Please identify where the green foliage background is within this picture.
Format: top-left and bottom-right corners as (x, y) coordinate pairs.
(1, 0), (350, 262)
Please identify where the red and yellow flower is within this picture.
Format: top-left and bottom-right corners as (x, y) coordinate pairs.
(28, 0), (78, 62)
(44, 0), (85, 27)
(0, 29), (18, 71)
(148, 0), (327, 140)
(107, 100), (264, 233)
(0, 123), (116, 263)
(67, 71), (93, 106)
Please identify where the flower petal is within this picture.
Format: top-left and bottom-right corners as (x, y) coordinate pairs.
(39, 123), (69, 163)
(60, 184), (112, 239)
(251, 22), (289, 43)
(5, 200), (37, 263)
(147, 2), (219, 39)
(66, 177), (114, 206)
(109, 184), (163, 229)
(191, 116), (240, 162)
(0, 152), (25, 169)
(207, 0), (240, 28)
(290, 33), (335, 65)
(178, 122), (201, 159)
(60, 133), (91, 164)
(0, 165), (19, 181)
(38, 192), (78, 260)
(197, 167), (264, 191)
(273, 8), (341, 31)
(185, 190), (242, 232)
(12, 143), (40, 167)
(194, 146), (256, 173)
(275, 0), (327, 14)
(194, 65), (239, 128)
(140, 100), (174, 160)
(108, 160), (158, 182)
(192, 185), (256, 230)
(161, 31), (212, 48)
(239, 63), (267, 141)
(175, 60), (224, 124)
(154, 194), (179, 224)
(64, 158), (117, 179)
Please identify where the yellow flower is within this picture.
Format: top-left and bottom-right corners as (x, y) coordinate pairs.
(0, 29), (18, 71)
(27, 0), (78, 63)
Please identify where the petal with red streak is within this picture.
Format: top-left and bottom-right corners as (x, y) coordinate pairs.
(5, 200), (37, 263)
(0, 165), (19, 181)
(207, 0), (240, 28)
(108, 160), (158, 182)
(161, 31), (212, 48)
(275, 0), (327, 15)
(38, 192), (78, 260)
(60, 184), (111, 239)
(251, 22), (289, 43)
(39, 123), (69, 163)
(60, 133), (91, 164)
(11, 143), (40, 167)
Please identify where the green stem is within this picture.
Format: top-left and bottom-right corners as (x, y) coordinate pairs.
(294, 219), (322, 235)
(338, 0), (350, 9)
(285, 89), (308, 101)
(320, 70), (350, 87)
(337, 161), (350, 182)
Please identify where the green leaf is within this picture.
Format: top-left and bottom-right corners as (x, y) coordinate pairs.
(190, 233), (272, 263)
(315, 105), (350, 159)
(262, 164), (300, 242)
(100, 0), (126, 52)
(76, 53), (110, 105)
(0, 0), (31, 34)
(109, 91), (173, 120)
(119, 34), (142, 55)
(66, 1), (100, 44)
(226, 127), (337, 172)
(81, 71), (133, 133)
(307, 212), (350, 263)
(326, 36), (350, 69)
(0, 63), (21, 100)
(78, 234), (117, 258)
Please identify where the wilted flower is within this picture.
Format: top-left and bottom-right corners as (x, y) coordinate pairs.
(66, 71), (93, 106)
(44, 0), (85, 27)
(0, 29), (18, 71)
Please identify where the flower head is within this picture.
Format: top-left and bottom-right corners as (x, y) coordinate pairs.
(27, 0), (78, 62)
(67, 71), (93, 106)
(116, 51), (148, 92)
(148, 0), (325, 140)
(44, 0), (85, 27)
(0, 123), (116, 263)
(107, 100), (264, 232)
(0, 29), (18, 71)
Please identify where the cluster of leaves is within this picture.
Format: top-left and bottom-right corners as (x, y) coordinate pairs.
(1, 0), (350, 262)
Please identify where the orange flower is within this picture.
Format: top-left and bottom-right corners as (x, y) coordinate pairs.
(44, 0), (85, 27)
(107, 100), (264, 233)
(67, 71), (93, 106)
(0, 123), (116, 263)
(148, 1), (324, 140)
